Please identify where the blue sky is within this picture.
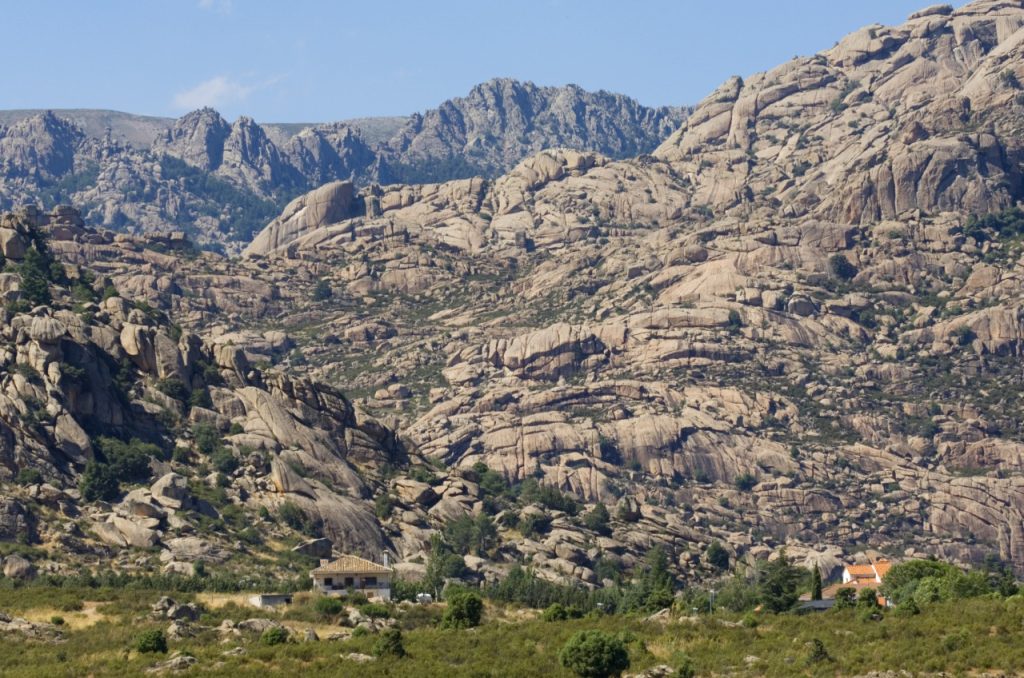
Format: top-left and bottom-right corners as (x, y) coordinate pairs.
(0, 1), (966, 122)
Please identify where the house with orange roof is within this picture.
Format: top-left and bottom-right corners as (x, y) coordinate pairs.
(841, 560), (892, 586)
(310, 554), (393, 601)
(820, 559), (894, 607)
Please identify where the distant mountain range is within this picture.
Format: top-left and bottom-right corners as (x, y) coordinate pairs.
(0, 79), (688, 248)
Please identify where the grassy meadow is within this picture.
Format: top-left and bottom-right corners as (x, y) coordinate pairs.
(3, 586), (1024, 676)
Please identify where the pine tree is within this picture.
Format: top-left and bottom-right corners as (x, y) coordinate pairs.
(18, 247), (52, 306)
(760, 548), (801, 613)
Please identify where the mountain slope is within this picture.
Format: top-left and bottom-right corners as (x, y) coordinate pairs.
(6, 0), (1024, 589)
(243, 0), (1024, 577)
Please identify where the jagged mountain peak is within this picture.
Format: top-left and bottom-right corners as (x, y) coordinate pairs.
(0, 110), (83, 181)
(155, 107), (232, 172)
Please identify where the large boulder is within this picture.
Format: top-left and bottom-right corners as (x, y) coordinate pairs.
(0, 498), (36, 542)
(150, 473), (193, 510)
(244, 181), (357, 257)
(2, 554), (36, 580)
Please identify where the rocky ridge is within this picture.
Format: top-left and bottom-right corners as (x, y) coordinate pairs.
(0, 81), (687, 249)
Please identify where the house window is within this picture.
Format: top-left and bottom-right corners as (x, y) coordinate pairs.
(344, 577), (354, 587)
(365, 577), (377, 587)
(324, 577), (333, 586)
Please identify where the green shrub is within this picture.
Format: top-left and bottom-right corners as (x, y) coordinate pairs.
(351, 625), (368, 638)
(189, 388), (213, 409)
(260, 626), (289, 646)
(727, 309), (743, 331)
(518, 478), (579, 515)
(805, 638), (830, 664)
(833, 587), (857, 610)
(79, 461), (120, 502)
(50, 615), (65, 626)
(311, 279), (333, 301)
(543, 603), (571, 622)
(372, 628), (406, 658)
(674, 654), (696, 678)
(441, 591), (483, 629)
(155, 377), (188, 401)
(314, 596), (345, 617)
(894, 597), (920, 616)
(705, 541), (729, 570)
(716, 575), (759, 613)
(829, 253), (858, 281)
(858, 587), (880, 609)
(135, 629), (168, 654)
(96, 437), (163, 483)
(583, 503), (611, 535)
(375, 494), (395, 519)
(359, 603), (391, 619)
(192, 423), (221, 455)
(559, 629), (630, 678)
(734, 473), (756, 491)
(210, 448), (239, 474)
(442, 513), (497, 556)
(519, 512), (551, 537)
(15, 468), (43, 486)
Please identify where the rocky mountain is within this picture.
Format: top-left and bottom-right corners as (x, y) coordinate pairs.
(0, 82), (687, 249)
(373, 78), (687, 184)
(4, 0), (1024, 591)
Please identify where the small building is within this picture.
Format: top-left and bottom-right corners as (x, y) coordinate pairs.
(841, 560), (892, 586)
(822, 559), (894, 607)
(248, 593), (293, 609)
(310, 554), (393, 601)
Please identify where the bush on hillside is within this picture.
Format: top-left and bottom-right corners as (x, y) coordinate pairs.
(135, 629), (168, 654)
(559, 630), (630, 678)
(441, 591), (483, 629)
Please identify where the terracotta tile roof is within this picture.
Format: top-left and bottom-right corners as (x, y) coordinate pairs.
(844, 560), (893, 581)
(844, 564), (878, 578)
(311, 555), (392, 575)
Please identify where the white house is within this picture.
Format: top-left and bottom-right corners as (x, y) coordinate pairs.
(310, 554), (393, 601)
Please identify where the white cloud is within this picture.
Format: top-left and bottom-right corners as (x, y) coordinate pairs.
(173, 76), (253, 110)
(197, 0), (232, 13)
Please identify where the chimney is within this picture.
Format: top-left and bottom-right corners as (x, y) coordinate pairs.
(319, 559), (329, 567)
(383, 553), (389, 567)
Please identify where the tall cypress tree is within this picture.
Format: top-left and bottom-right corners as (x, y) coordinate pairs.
(811, 565), (823, 601)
